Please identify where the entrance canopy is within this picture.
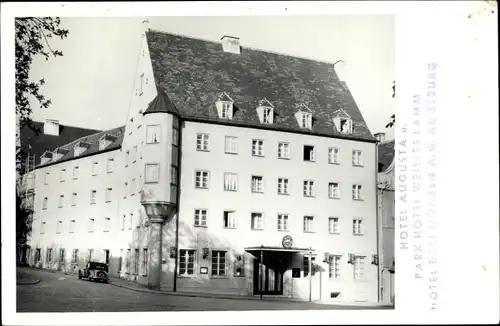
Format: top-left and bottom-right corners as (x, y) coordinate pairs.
(245, 246), (317, 263)
(245, 246), (315, 254)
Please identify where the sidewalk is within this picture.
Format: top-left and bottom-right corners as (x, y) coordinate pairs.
(109, 276), (392, 308)
(17, 268), (41, 285)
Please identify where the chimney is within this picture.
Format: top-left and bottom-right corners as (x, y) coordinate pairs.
(221, 35), (240, 54)
(44, 119), (60, 136)
(374, 132), (386, 142)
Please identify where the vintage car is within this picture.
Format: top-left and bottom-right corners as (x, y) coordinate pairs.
(78, 261), (109, 283)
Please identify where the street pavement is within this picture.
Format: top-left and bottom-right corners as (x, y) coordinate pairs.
(17, 268), (391, 312)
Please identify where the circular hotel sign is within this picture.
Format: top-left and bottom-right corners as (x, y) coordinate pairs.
(282, 235), (293, 249)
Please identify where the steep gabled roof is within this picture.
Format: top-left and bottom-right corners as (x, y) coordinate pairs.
(35, 125), (125, 169)
(19, 121), (101, 166)
(146, 30), (375, 142)
(378, 139), (395, 172)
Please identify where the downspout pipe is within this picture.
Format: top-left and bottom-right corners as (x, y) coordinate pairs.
(375, 141), (381, 303)
(173, 115), (182, 292)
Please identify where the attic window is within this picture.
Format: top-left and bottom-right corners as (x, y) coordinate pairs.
(333, 109), (353, 135)
(98, 134), (117, 151)
(301, 112), (312, 129)
(74, 140), (91, 157)
(257, 98), (274, 124)
(40, 151), (53, 165)
(216, 93), (234, 120)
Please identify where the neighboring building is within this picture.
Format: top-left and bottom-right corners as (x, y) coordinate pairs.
(16, 119), (99, 264)
(375, 132), (395, 304)
(27, 30), (381, 303)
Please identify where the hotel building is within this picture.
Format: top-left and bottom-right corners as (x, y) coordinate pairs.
(25, 30), (382, 303)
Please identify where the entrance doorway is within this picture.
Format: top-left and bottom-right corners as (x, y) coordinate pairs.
(253, 259), (285, 295)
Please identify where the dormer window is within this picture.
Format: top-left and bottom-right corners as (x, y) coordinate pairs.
(74, 140), (91, 157)
(40, 151), (53, 165)
(295, 104), (313, 129)
(216, 93), (234, 120)
(257, 98), (274, 124)
(333, 109), (353, 135)
(98, 133), (118, 151)
(52, 147), (69, 162)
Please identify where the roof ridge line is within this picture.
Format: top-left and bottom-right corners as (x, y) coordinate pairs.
(146, 28), (347, 69)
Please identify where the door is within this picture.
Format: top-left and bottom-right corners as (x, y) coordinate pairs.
(104, 250), (110, 265)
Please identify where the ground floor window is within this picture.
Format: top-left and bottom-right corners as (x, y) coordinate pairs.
(47, 248), (53, 263)
(142, 248), (148, 275)
(303, 256), (316, 277)
(328, 255), (341, 279)
(72, 249), (78, 264)
(211, 250), (227, 277)
(104, 249), (110, 265)
(35, 248), (41, 262)
(134, 249), (139, 274)
(353, 256), (365, 280)
(179, 249), (196, 276)
(59, 248), (65, 264)
(126, 249), (131, 273)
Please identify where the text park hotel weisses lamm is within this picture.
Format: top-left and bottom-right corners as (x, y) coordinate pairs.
(27, 30), (381, 303)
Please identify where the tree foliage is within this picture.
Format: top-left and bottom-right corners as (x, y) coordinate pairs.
(15, 17), (69, 173)
(386, 80), (395, 128)
(15, 17), (69, 262)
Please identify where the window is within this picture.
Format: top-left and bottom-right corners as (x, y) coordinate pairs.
(44, 172), (50, 184)
(353, 218), (363, 235)
(195, 171), (209, 189)
(339, 118), (352, 134)
(42, 197), (48, 210)
(263, 107), (273, 124)
(142, 248), (148, 275)
(303, 180), (315, 197)
(194, 209), (207, 227)
(99, 138), (106, 151)
(328, 255), (341, 279)
(104, 249), (110, 265)
(352, 185), (363, 200)
(90, 190), (96, 204)
(224, 173), (238, 191)
(328, 182), (340, 199)
(69, 220), (75, 233)
(170, 165), (178, 185)
(58, 195), (64, 208)
(123, 182), (128, 198)
(56, 221), (62, 234)
(251, 213), (264, 230)
(90, 161), (98, 175)
(352, 150), (363, 167)
(353, 256), (365, 279)
(278, 142), (290, 159)
(196, 133), (209, 151)
(223, 211), (236, 229)
(303, 145), (316, 162)
(179, 249), (195, 276)
(252, 140), (264, 156)
(301, 112), (312, 129)
(107, 158), (114, 173)
(134, 249), (140, 274)
(121, 215), (126, 231)
(211, 250), (227, 277)
(88, 249), (94, 263)
(103, 217), (111, 232)
(41, 221), (46, 234)
(133, 146), (138, 163)
(328, 148), (340, 164)
(225, 136), (238, 154)
(73, 166), (79, 179)
(72, 249), (78, 264)
(47, 248), (53, 263)
(251, 176), (264, 193)
(277, 178), (289, 195)
(126, 249), (131, 272)
(88, 218), (95, 233)
(71, 193), (77, 206)
(329, 217), (340, 234)
(146, 125), (160, 143)
(145, 164), (160, 183)
(139, 73), (144, 95)
(303, 216), (314, 233)
(59, 248), (65, 264)
(303, 256), (316, 277)
(129, 214), (133, 230)
(105, 188), (112, 203)
(125, 151), (129, 166)
(131, 178), (136, 195)
(221, 102), (231, 119)
(277, 214), (289, 231)
(60, 169), (66, 182)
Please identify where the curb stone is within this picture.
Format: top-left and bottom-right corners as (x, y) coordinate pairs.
(17, 279), (41, 285)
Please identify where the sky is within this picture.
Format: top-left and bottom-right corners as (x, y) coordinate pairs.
(30, 15), (395, 140)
